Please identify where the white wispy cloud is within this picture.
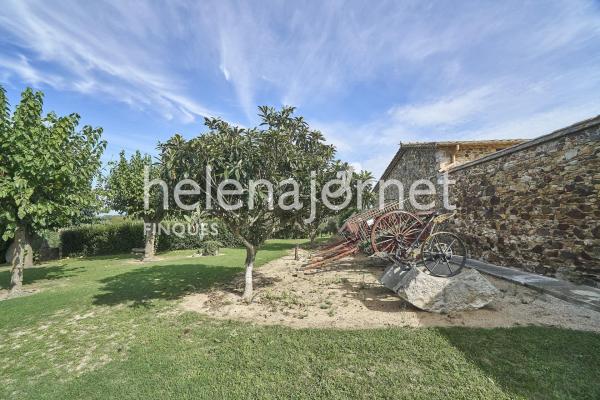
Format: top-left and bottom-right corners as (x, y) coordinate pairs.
(388, 87), (495, 127)
(0, 0), (216, 122)
(0, 0), (598, 176)
(0, 53), (63, 87)
(314, 64), (600, 178)
(464, 104), (600, 140)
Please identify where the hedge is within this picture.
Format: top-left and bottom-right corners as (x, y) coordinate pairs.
(156, 221), (241, 252)
(60, 220), (242, 257)
(0, 239), (9, 264)
(60, 222), (145, 257)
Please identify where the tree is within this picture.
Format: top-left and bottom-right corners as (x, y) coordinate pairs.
(294, 161), (376, 246)
(288, 133), (337, 246)
(162, 106), (338, 302)
(0, 86), (105, 294)
(104, 150), (165, 260)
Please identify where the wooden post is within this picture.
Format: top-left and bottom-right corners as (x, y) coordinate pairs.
(294, 244), (299, 261)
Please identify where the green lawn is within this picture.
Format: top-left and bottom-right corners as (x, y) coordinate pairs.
(1, 239), (599, 399)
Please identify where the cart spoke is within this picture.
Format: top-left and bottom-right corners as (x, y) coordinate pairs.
(430, 258), (442, 273)
(444, 259), (453, 274)
(371, 211), (423, 255)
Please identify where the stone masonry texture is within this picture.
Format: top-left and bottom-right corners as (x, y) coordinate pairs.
(448, 118), (600, 287)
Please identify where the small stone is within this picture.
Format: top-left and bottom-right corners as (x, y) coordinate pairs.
(568, 209), (586, 219)
(531, 245), (544, 254)
(560, 251), (578, 260)
(519, 294), (535, 304)
(564, 148), (578, 160)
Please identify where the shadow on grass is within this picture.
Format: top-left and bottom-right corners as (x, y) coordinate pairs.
(0, 264), (80, 290)
(439, 326), (600, 399)
(93, 262), (242, 307)
(65, 253), (135, 261)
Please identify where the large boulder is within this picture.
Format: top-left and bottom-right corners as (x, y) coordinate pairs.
(380, 265), (498, 313)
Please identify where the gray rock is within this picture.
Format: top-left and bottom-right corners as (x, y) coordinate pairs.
(380, 265), (498, 313)
(564, 148), (578, 160)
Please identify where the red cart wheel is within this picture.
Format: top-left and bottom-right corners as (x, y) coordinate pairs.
(370, 211), (423, 255)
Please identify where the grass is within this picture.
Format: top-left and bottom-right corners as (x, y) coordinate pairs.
(0, 239), (599, 399)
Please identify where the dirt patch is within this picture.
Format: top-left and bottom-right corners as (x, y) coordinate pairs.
(0, 288), (42, 301)
(125, 256), (167, 264)
(181, 249), (600, 332)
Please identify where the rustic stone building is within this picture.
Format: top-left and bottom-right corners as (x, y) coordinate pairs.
(376, 139), (525, 201)
(377, 116), (600, 287)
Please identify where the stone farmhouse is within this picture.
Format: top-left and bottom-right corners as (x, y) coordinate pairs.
(376, 116), (600, 287)
(376, 139), (525, 202)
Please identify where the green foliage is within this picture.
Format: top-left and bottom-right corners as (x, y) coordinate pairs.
(198, 240), (223, 256)
(60, 220), (241, 257)
(0, 86), (106, 240)
(271, 225), (308, 239)
(320, 217), (339, 236)
(156, 221), (241, 252)
(104, 150), (164, 222)
(357, 239), (374, 255)
(60, 222), (145, 257)
(0, 238), (8, 263)
(38, 230), (60, 249)
(160, 106), (350, 251)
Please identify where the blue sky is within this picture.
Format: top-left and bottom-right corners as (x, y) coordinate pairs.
(1, 0), (599, 178)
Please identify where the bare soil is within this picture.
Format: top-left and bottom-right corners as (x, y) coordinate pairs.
(0, 287), (41, 301)
(181, 249), (600, 332)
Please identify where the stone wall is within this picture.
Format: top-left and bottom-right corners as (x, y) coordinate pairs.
(378, 141), (522, 201)
(381, 146), (439, 202)
(453, 145), (507, 165)
(448, 117), (600, 287)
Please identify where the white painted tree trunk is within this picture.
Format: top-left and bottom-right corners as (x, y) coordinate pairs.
(241, 244), (256, 303)
(9, 225), (29, 295)
(143, 221), (157, 261)
(309, 229), (318, 247)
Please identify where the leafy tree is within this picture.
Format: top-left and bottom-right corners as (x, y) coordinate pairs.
(162, 106), (341, 302)
(0, 86), (105, 294)
(288, 135), (336, 245)
(298, 164), (376, 246)
(104, 150), (165, 260)
(320, 217), (339, 236)
(348, 169), (377, 215)
(291, 159), (376, 246)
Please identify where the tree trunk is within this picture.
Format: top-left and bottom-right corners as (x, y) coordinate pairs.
(143, 220), (157, 261)
(23, 238), (33, 267)
(241, 242), (256, 303)
(9, 225), (30, 295)
(309, 229), (318, 247)
(6, 236), (33, 268)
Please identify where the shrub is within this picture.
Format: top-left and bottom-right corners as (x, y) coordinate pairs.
(60, 220), (242, 257)
(0, 239), (9, 264)
(155, 220), (241, 252)
(198, 240), (222, 256)
(60, 221), (145, 257)
(320, 218), (339, 235)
